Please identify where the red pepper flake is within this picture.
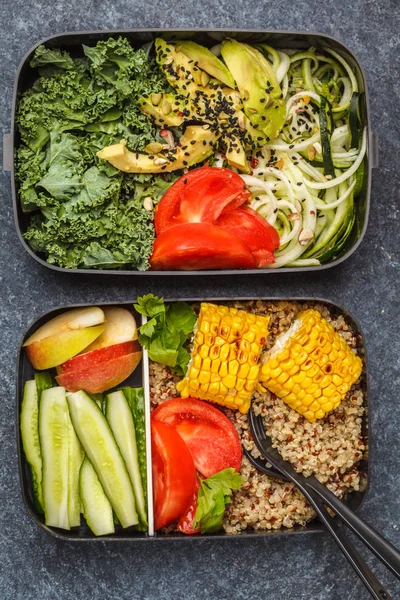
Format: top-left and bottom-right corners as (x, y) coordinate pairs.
(178, 111), (184, 117)
(250, 157), (259, 168)
(160, 129), (169, 136)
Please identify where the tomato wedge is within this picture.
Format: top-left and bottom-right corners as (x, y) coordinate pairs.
(152, 398), (242, 478)
(150, 223), (256, 271)
(151, 420), (197, 530)
(215, 206), (280, 267)
(155, 166), (250, 235)
(177, 479), (201, 535)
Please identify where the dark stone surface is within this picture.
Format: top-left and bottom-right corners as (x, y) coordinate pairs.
(1, 1), (399, 598)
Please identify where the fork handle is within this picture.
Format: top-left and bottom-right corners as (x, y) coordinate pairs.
(307, 477), (400, 580)
(297, 484), (391, 600)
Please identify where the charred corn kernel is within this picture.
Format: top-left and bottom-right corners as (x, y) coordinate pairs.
(176, 302), (270, 413)
(259, 309), (362, 422)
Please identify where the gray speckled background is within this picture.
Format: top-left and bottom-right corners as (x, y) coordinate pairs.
(1, 1), (400, 598)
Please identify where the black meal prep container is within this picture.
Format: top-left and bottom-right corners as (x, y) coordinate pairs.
(17, 297), (370, 541)
(4, 28), (379, 276)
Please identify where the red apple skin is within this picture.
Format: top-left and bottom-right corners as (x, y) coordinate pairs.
(56, 351), (142, 393)
(57, 340), (140, 375)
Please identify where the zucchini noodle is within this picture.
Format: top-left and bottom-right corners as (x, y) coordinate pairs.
(237, 46), (365, 268)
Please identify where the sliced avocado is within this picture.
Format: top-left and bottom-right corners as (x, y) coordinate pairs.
(139, 93), (192, 127)
(156, 38), (207, 98)
(221, 39), (286, 140)
(178, 41), (236, 89)
(155, 39), (236, 103)
(226, 135), (250, 173)
(97, 126), (218, 174)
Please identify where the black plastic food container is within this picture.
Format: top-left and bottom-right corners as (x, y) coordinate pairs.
(16, 297), (370, 541)
(4, 28), (379, 276)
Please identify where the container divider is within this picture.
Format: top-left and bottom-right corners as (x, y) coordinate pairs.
(141, 315), (154, 537)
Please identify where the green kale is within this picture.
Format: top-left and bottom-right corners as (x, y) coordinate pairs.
(16, 36), (173, 270)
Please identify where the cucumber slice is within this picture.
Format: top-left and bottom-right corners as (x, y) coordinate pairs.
(67, 391), (138, 528)
(20, 380), (44, 513)
(34, 372), (53, 400)
(67, 417), (84, 527)
(90, 393), (104, 411)
(80, 458), (115, 536)
(122, 387), (147, 505)
(39, 387), (70, 530)
(105, 391), (147, 527)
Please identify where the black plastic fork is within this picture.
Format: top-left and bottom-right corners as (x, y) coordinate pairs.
(248, 408), (400, 600)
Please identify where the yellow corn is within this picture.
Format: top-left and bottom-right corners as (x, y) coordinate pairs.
(176, 303), (270, 414)
(258, 309), (362, 422)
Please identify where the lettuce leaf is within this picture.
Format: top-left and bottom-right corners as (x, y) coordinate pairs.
(134, 295), (196, 374)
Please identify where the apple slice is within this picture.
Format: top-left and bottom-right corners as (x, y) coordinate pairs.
(23, 307), (105, 346)
(56, 352), (142, 394)
(25, 325), (106, 370)
(57, 340), (139, 374)
(83, 307), (138, 353)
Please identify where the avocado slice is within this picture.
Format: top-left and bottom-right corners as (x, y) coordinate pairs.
(156, 38), (209, 98)
(221, 39), (286, 140)
(97, 126), (218, 173)
(178, 41), (236, 89)
(225, 135), (250, 173)
(138, 93), (193, 127)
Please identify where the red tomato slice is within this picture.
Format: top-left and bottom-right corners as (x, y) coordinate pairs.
(216, 205), (280, 267)
(177, 479), (201, 535)
(152, 398), (242, 478)
(151, 420), (197, 530)
(150, 223), (256, 271)
(155, 166), (250, 235)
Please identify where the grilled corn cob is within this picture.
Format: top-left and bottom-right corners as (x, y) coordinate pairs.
(259, 309), (362, 422)
(176, 303), (270, 414)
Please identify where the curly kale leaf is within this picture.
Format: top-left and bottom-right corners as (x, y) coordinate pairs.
(16, 36), (173, 270)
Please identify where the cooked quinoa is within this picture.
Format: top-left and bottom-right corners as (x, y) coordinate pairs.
(149, 300), (367, 534)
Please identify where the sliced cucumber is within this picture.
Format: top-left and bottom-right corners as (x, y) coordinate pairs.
(105, 390), (147, 527)
(90, 393), (104, 412)
(20, 380), (44, 513)
(39, 387), (70, 530)
(67, 417), (84, 527)
(122, 387), (147, 506)
(34, 372), (53, 400)
(80, 458), (115, 536)
(67, 391), (138, 528)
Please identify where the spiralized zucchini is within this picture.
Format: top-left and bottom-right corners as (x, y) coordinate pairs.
(238, 47), (365, 268)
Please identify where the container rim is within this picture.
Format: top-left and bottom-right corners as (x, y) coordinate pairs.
(16, 295), (371, 541)
(9, 27), (374, 275)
